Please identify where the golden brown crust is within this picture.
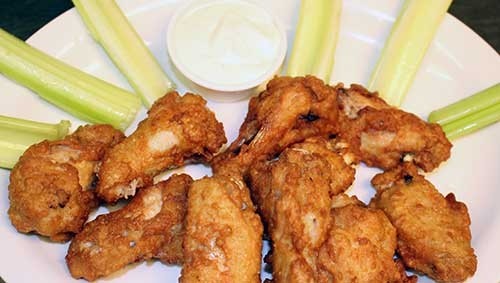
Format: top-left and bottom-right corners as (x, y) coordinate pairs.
(337, 83), (390, 118)
(249, 139), (411, 282)
(180, 175), (263, 283)
(249, 137), (355, 231)
(337, 84), (452, 172)
(8, 124), (124, 242)
(212, 76), (339, 177)
(248, 137), (416, 282)
(66, 174), (192, 281)
(319, 195), (416, 283)
(96, 92), (226, 203)
(370, 163), (477, 282)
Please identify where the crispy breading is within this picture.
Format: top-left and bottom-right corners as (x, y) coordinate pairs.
(249, 139), (413, 282)
(180, 175), (263, 283)
(249, 137), (355, 230)
(337, 84), (452, 172)
(212, 76), (340, 177)
(96, 92), (226, 203)
(319, 194), (416, 283)
(337, 84), (390, 118)
(66, 174), (192, 281)
(8, 124), (124, 242)
(370, 163), (477, 282)
(249, 139), (369, 283)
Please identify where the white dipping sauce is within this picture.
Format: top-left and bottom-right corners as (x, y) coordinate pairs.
(168, 0), (285, 90)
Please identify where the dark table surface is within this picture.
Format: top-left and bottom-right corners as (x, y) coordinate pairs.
(0, 0), (499, 52)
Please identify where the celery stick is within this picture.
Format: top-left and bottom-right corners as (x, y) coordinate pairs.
(441, 103), (500, 140)
(286, 0), (342, 82)
(368, 0), (452, 106)
(0, 115), (70, 169)
(310, 0), (342, 82)
(0, 29), (141, 130)
(286, 0), (322, 77)
(73, 0), (175, 108)
(429, 83), (500, 125)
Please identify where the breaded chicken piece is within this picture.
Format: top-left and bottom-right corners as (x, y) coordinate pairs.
(249, 139), (413, 282)
(248, 138), (356, 283)
(212, 76), (339, 177)
(97, 92), (226, 203)
(370, 163), (477, 282)
(337, 84), (452, 172)
(66, 174), (192, 281)
(8, 124), (124, 242)
(249, 137), (355, 228)
(180, 175), (263, 283)
(319, 194), (416, 283)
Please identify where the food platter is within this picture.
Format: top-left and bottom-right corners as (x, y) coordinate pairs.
(0, 0), (499, 282)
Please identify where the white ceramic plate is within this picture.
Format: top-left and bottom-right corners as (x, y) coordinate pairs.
(0, 0), (499, 282)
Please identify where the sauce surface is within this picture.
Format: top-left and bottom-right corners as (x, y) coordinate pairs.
(169, 0), (283, 89)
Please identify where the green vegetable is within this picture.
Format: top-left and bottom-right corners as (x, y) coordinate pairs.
(429, 83), (500, 124)
(440, 103), (500, 140)
(429, 83), (500, 140)
(368, 0), (452, 106)
(0, 28), (141, 130)
(73, 0), (175, 108)
(286, 0), (342, 82)
(0, 115), (70, 169)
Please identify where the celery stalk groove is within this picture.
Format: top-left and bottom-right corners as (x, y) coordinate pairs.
(368, 0), (452, 106)
(310, 0), (342, 81)
(73, 0), (175, 108)
(0, 115), (70, 169)
(286, 0), (342, 82)
(441, 103), (500, 140)
(0, 29), (141, 130)
(429, 83), (500, 125)
(428, 83), (500, 140)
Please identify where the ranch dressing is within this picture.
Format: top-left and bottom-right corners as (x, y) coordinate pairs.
(168, 0), (284, 90)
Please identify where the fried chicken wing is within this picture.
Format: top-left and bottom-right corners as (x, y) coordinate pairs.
(66, 174), (192, 281)
(8, 124), (124, 242)
(319, 194), (415, 283)
(370, 163), (477, 282)
(97, 92), (226, 203)
(249, 137), (355, 231)
(212, 76), (339, 177)
(180, 175), (263, 283)
(249, 139), (414, 282)
(337, 84), (452, 172)
(249, 139), (368, 283)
